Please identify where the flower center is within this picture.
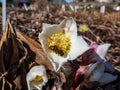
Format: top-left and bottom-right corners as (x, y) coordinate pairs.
(30, 75), (43, 85)
(34, 75), (43, 82)
(47, 32), (70, 57)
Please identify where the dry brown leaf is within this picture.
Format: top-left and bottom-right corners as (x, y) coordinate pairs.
(16, 31), (53, 71)
(0, 19), (28, 90)
(0, 19), (53, 90)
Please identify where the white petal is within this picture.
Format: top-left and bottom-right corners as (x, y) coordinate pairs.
(104, 61), (115, 73)
(33, 85), (42, 90)
(42, 23), (57, 32)
(49, 53), (68, 71)
(96, 44), (111, 59)
(38, 24), (64, 57)
(26, 72), (33, 90)
(69, 36), (90, 60)
(30, 65), (46, 75)
(39, 25), (62, 44)
(99, 73), (117, 86)
(59, 18), (77, 37)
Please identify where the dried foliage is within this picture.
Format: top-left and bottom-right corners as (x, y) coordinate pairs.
(0, 20), (53, 90)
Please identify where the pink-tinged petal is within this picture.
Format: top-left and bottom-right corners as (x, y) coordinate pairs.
(52, 86), (57, 90)
(82, 49), (99, 64)
(104, 61), (116, 73)
(85, 61), (104, 82)
(99, 73), (117, 86)
(71, 87), (74, 90)
(96, 44), (111, 59)
(57, 87), (63, 90)
(52, 86), (63, 90)
(74, 65), (90, 82)
(90, 43), (115, 72)
(72, 65), (91, 90)
(90, 42), (98, 50)
(75, 84), (82, 90)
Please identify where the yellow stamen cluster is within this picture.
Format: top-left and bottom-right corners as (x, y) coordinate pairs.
(34, 75), (43, 82)
(30, 75), (43, 85)
(47, 32), (70, 57)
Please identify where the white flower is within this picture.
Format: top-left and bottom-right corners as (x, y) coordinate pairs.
(87, 42), (118, 85)
(38, 18), (90, 71)
(74, 61), (117, 89)
(73, 42), (118, 89)
(26, 65), (48, 90)
(85, 61), (117, 86)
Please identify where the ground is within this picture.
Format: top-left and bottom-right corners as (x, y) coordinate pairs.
(0, 3), (120, 90)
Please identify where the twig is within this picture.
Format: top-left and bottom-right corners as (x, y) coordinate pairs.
(88, 29), (104, 43)
(83, 36), (92, 43)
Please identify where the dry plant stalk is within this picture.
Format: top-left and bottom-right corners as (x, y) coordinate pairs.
(0, 19), (53, 90)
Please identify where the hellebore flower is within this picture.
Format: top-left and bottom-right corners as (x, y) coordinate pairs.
(38, 18), (90, 71)
(72, 61), (118, 89)
(26, 65), (48, 90)
(90, 42), (116, 72)
(72, 42), (118, 89)
(82, 42), (115, 72)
